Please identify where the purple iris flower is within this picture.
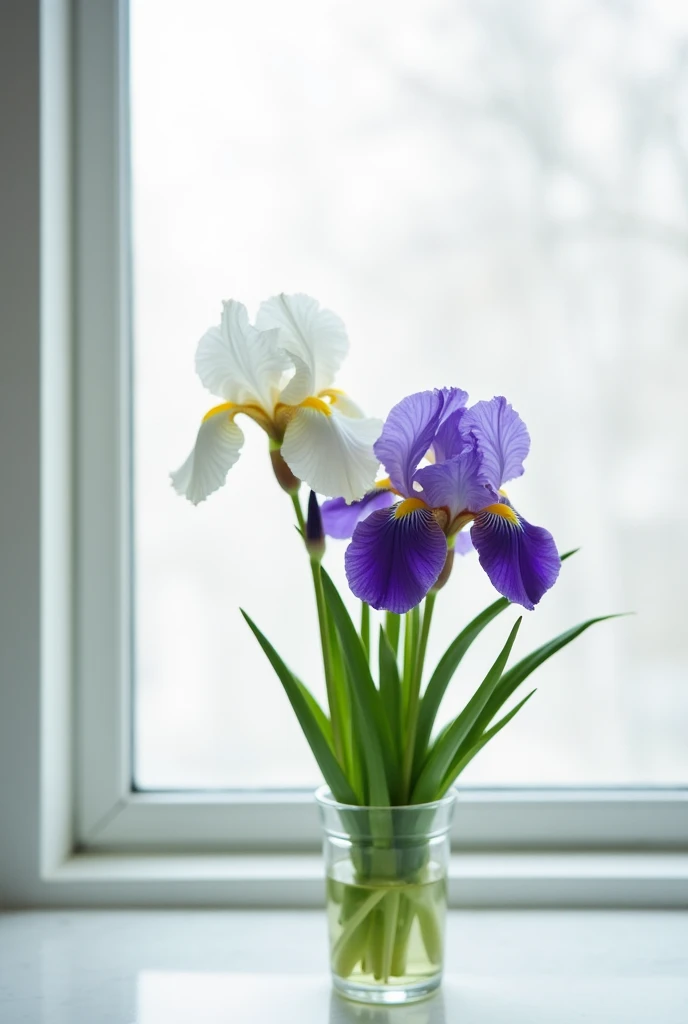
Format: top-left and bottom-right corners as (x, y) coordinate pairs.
(321, 388), (560, 614)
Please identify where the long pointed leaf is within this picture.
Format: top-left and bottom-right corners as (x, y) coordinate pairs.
(412, 617), (522, 803)
(292, 674), (333, 752)
(441, 689), (537, 794)
(467, 614), (624, 744)
(351, 681), (390, 806)
(379, 626), (402, 762)
(325, 601), (357, 787)
(413, 548), (580, 774)
(385, 612), (401, 658)
(320, 571), (394, 802)
(414, 595), (509, 771)
(242, 610), (358, 805)
(402, 606), (420, 722)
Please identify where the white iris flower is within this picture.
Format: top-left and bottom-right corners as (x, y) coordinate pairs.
(171, 293), (383, 504)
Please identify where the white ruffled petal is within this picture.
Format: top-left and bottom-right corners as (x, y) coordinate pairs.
(195, 299), (289, 410)
(170, 406), (244, 505)
(281, 405), (382, 502)
(256, 293), (348, 396)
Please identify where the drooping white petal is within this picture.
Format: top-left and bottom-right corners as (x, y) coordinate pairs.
(195, 299), (289, 410)
(170, 406), (244, 505)
(256, 293), (348, 397)
(281, 405), (382, 502)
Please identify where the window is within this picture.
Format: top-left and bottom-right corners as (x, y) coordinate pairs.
(130, 0), (688, 792)
(6, 0), (688, 913)
(68, 0), (687, 864)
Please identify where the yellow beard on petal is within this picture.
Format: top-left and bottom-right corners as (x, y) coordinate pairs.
(394, 496), (429, 518)
(202, 401), (236, 422)
(274, 395), (332, 434)
(299, 396), (333, 416)
(482, 502), (521, 526)
(203, 401), (279, 441)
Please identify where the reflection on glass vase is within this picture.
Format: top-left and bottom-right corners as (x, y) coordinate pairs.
(329, 989), (446, 1023)
(317, 787), (455, 1006)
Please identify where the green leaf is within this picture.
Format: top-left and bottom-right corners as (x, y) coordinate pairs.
(325, 602), (360, 795)
(411, 617), (522, 804)
(559, 548), (580, 563)
(293, 674), (333, 752)
(412, 548), (579, 775)
(241, 610), (358, 805)
(378, 626), (402, 761)
(413, 595), (510, 772)
(385, 612), (401, 658)
(402, 605), (420, 721)
(467, 614), (624, 743)
(351, 686), (390, 807)
(440, 689), (536, 794)
(320, 571), (393, 805)
(361, 602), (371, 662)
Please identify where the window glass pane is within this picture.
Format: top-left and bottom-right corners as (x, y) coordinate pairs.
(132, 0), (688, 788)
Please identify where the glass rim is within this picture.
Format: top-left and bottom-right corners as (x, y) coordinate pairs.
(314, 784), (456, 813)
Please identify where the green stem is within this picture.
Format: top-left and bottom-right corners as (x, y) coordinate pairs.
(331, 889), (387, 972)
(402, 592), (436, 801)
(290, 491), (346, 768)
(290, 491), (306, 535)
(402, 606), (420, 722)
(311, 560), (346, 766)
(385, 612), (401, 658)
(380, 890), (401, 982)
(360, 602), (371, 663)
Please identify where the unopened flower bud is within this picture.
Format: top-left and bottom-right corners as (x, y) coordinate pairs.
(305, 490), (326, 561)
(431, 547), (455, 594)
(270, 444), (301, 494)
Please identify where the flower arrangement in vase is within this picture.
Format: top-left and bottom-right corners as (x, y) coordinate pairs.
(172, 293), (617, 1005)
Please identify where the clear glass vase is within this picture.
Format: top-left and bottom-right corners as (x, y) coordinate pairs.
(316, 786), (456, 1006)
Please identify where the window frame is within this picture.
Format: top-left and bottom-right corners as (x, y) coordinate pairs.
(77, 0), (688, 854)
(1, 0), (687, 909)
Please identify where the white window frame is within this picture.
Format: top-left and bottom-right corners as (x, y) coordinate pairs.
(1, 0), (687, 909)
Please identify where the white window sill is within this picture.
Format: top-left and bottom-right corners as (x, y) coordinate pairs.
(31, 850), (688, 907)
(1, 908), (686, 1023)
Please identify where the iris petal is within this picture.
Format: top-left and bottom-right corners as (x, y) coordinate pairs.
(461, 396), (530, 489)
(321, 488), (396, 540)
(374, 390), (445, 496)
(170, 407), (245, 505)
(415, 441), (497, 520)
(281, 404), (382, 502)
(470, 504), (560, 610)
(195, 300), (288, 409)
(432, 387), (469, 462)
(345, 506), (448, 614)
(257, 293), (349, 400)
(454, 530), (474, 556)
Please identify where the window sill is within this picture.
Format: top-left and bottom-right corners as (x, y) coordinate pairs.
(1, 907), (686, 1022)
(30, 850), (688, 908)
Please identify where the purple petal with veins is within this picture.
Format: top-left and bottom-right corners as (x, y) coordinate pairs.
(374, 390), (445, 496)
(461, 396), (530, 489)
(415, 442), (498, 520)
(345, 506), (447, 614)
(432, 387), (469, 462)
(453, 530), (474, 556)
(320, 488), (396, 540)
(470, 504), (560, 610)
